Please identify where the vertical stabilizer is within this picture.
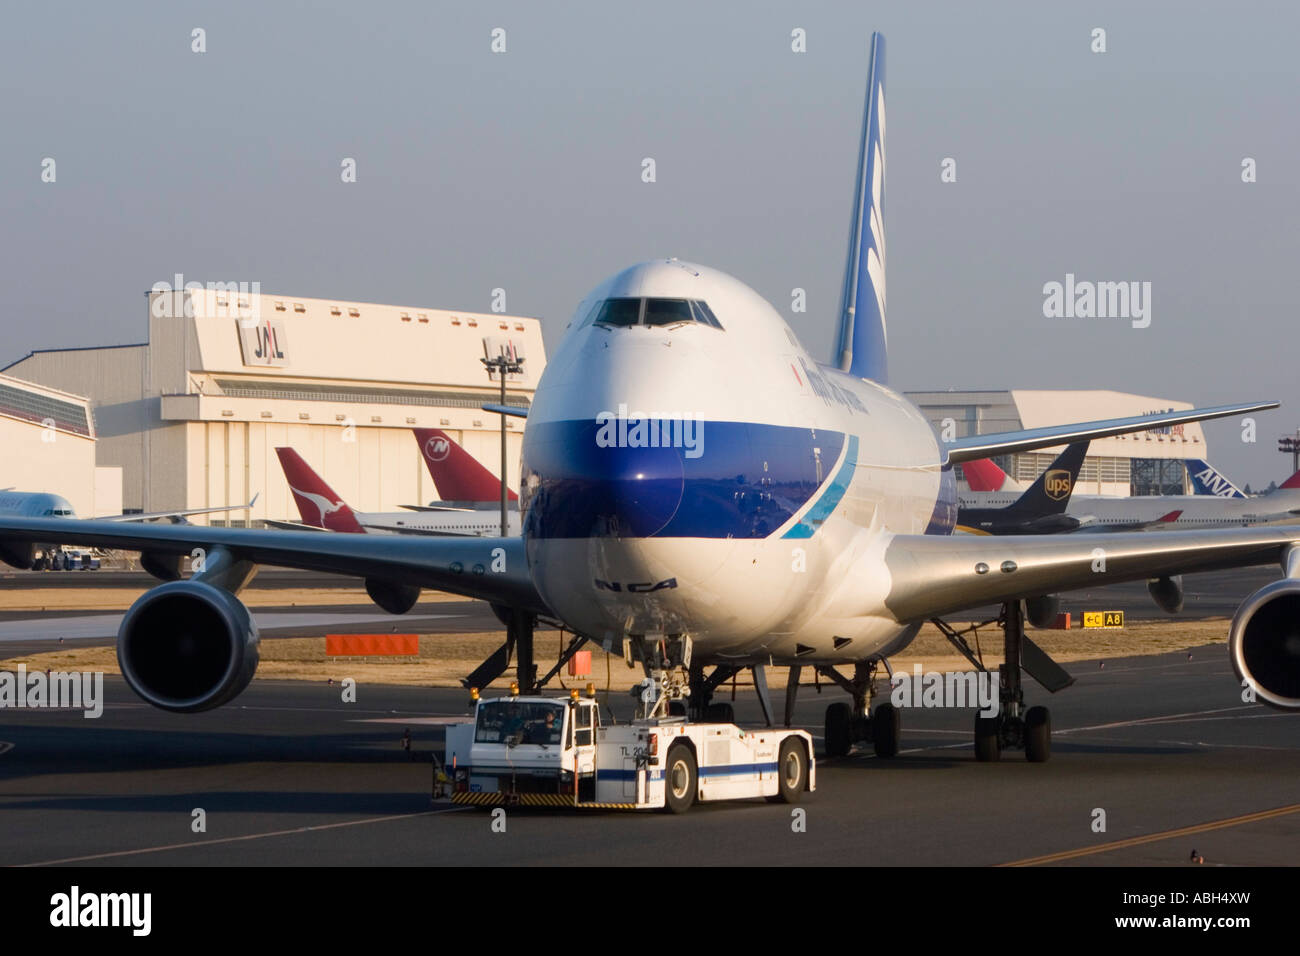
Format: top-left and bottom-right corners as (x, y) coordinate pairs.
(833, 32), (888, 383)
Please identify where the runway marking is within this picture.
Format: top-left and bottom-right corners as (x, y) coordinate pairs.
(1054, 705), (1257, 735)
(1155, 738), (1299, 752)
(17, 806), (471, 867)
(999, 803), (1300, 867)
(856, 705), (1283, 758)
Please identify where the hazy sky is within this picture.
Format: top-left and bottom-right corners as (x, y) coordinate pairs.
(2, 1), (1297, 486)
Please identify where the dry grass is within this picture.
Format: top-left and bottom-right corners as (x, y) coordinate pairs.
(0, 618), (1230, 691)
(0, 586), (466, 612)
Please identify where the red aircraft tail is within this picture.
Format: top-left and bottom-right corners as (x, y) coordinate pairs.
(962, 457), (1013, 493)
(413, 428), (517, 503)
(274, 448), (366, 533)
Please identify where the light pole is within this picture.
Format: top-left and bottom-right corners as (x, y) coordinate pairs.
(1279, 431), (1300, 477)
(481, 342), (524, 537)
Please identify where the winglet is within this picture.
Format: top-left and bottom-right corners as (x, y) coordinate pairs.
(1280, 469), (1300, 491)
(273, 448), (365, 533)
(1156, 509), (1183, 524)
(833, 31), (888, 383)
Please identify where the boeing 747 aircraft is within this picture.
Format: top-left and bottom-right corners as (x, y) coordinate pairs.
(2, 33), (1298, 767)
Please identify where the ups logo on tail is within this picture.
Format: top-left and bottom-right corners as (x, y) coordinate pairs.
(1044, 469), (1073, 501)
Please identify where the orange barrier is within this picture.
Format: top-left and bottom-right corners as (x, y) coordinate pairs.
(326, 634), (419, 656)
(567, 650), (592, 677)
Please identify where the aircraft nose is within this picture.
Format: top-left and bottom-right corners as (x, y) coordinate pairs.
(524, 420), (687, 538)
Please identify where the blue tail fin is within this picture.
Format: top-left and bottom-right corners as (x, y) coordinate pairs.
(833, 32), (888, 383)
(1186, 459), (1246, 498)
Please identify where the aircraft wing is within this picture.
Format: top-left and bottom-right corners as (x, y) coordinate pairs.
(0, 517), (548, 615)
(881, 525), (1299, 622)
(482, 403), (528, 419)
(107, 494), (260, 523)
(1070, 509), (1184, 533)
(944, 402), (1275, 464)
(261, 518), (328, 532)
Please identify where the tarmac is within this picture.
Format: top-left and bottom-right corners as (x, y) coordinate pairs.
(2, 638), (1298, 866)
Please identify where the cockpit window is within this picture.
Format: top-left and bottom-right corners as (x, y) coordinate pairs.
(691, 300), (723, 329)
(591, 297), (642, 328)
(643, 298), (694, 327)
(583, 297), (724, 331)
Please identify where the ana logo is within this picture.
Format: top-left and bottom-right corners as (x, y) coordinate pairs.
(425, 436), (450, 462)
(1044, 469), (1073, 501)
(1195, 466), (1236, 497)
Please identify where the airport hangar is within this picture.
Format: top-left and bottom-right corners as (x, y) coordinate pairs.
(0, 294), (1212, 524)
(2, 288), (546, 526)
(905, 389), (1210, 497)
(0, 372), (120, 518)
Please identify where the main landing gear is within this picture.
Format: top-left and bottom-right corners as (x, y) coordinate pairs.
(933, 599), (1074, 763)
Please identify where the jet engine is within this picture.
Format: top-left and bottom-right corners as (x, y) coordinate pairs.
(365, 578), (420, 615)
(1228, 580), (1300, 710)
(117, 581), (259, 712)
(0, 541), (35, 570)
(1025, 595), (1061, 628)
(140, 551), (184, 582)
(1147, 575), (1184, 614)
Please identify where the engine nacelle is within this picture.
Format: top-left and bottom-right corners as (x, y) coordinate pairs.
(1228, 580), (1300, 710)
(0, 541), (35, 570)
(140, 551), (184, 582)
(117, 581), (259, 712)
(1025, 595), (1060, 629)
(1147, 575), (1184, 614)
(365, 578), (420, 615)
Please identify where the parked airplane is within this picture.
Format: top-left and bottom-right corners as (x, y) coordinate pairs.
(0, 490), (258, 569)
(3, 33), (1299, 767)
(271, 447), (520, 537)
(961, 456), (1300, 533)
(964, 454), (1246, 499)
(0, 489), (257, 524)
(956, 443), (1090, 534)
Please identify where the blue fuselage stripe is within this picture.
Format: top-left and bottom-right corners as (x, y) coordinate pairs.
(522, 420), (846, 539)
(783, 435), (859, 539)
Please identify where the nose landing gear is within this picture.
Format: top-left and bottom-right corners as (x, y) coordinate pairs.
(814, 660), (900, 758)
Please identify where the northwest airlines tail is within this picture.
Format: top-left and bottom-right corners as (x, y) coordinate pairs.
(413, 428), (517, 503)
(961, 457), (1026, 493)
(274, 448), (365, 533)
